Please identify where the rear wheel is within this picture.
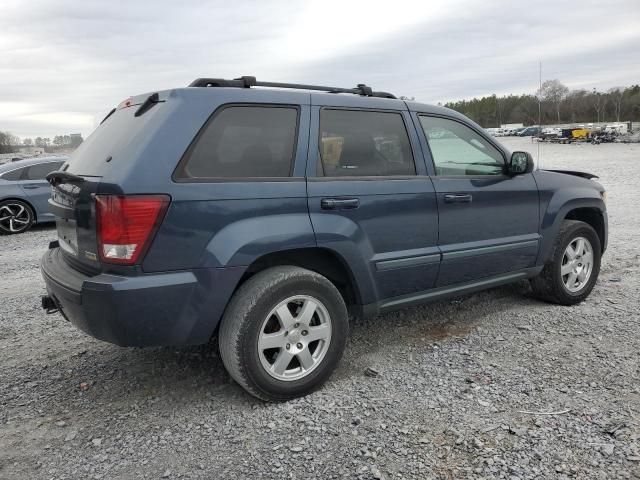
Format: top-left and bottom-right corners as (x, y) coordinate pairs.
(530, 220), (601, 305)
(0, 200), (35, 234)
(218, 266), (348, 401)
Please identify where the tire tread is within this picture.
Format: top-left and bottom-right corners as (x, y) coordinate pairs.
(530, 220), (601, 305)
(218, 266), (347, 401)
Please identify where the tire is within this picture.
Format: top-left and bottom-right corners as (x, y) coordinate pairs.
(218, 266), (349, 401)
(530, 220), (601, 305)
(0, 200), (35, 234)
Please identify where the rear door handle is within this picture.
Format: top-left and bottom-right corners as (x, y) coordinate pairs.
(321, 198), (360, 210)
(22, 184), (43, 190)
(444, 193), (472, 204)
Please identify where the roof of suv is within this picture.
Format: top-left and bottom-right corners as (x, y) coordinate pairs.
(140, 76), (465, 121)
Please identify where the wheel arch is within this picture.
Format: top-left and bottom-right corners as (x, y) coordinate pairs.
(537, 196), (606, 265)
(238, 247), (365, 309)
(564, 207), (606, 253)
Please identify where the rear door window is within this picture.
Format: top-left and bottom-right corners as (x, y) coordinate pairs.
(175, 105), (299, 179)
(24, 162), (64, 180)
(0, 167), (26, 181)
(318, 109), (415, 177)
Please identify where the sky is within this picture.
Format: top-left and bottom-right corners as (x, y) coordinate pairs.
(1, 0), (639, 140)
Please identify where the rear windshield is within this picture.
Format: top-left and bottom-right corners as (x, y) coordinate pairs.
(64, 106), (152, 177)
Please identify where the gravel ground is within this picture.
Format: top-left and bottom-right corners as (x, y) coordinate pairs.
(1, 137), (639, 479)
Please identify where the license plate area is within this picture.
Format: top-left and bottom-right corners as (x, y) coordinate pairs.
(56, 218), (78, 255)
(51, 185), (76, 208)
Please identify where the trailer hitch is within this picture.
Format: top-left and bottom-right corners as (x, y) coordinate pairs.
(41, 295), (59, 314)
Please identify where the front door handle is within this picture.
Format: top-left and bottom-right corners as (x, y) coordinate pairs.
(321, 198), (360, 210)
(444, 193), (472, 204)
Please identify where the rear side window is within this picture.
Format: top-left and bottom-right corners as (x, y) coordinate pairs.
(24, 162), (64, 180)
(318, 109), (415, 177)
(176, 105), (298, 179)
(0, 167), (25, 181)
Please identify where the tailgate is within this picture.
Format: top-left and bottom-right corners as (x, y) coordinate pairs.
(49, 176), (102, 272)
(47, 93), (166, 272)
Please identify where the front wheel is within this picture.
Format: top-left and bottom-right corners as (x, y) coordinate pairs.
(530, 220), (601, 305)
(218, 266), (349, 401)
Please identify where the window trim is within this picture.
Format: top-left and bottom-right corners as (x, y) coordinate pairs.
(0, 161), (62, 181)
(172, 102), (301, 183)
(417, 114), (508, 178)
(315, 107), (419, 179)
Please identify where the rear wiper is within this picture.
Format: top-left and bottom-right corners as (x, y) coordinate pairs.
(100, 107), (116, 124)
(46, 170), (85, 186)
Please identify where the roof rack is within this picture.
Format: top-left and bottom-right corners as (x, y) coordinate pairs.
(188, 76), (397, 99)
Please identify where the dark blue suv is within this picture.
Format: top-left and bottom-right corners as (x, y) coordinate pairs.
(41, 77), (607, 400)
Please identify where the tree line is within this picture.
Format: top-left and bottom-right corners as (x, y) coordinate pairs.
(444, 82), (640, 128)
(0, 132), (83, 154)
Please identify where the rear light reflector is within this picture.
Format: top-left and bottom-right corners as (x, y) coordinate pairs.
(95, 195), (170, 265)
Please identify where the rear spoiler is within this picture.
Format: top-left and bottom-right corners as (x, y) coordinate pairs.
(46, 170), (85, 187)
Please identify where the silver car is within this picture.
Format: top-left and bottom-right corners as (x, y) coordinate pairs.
(0, 156), (67, 234)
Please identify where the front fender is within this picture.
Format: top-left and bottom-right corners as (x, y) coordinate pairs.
(534, 171), (606, 265)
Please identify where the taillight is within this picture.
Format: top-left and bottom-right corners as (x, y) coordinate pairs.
(95, 195), (170, 265)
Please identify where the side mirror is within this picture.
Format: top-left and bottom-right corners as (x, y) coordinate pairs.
(508, 151), (534, 175)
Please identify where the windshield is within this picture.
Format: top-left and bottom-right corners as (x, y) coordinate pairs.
(64, 106), (153, 177)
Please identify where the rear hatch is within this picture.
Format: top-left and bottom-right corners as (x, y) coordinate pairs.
(48, 93), (167, 273)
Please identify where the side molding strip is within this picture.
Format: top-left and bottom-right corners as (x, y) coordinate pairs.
(442, 240), (539, 261)
(375, 253), (441, 271)
(378, 269), (536, 311)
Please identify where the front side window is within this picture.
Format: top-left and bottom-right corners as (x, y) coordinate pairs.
(25, 162), (64, 180)
(177, 105), (298, 179)
(419, 116), (505, 176)
(319, 109), (415, 177)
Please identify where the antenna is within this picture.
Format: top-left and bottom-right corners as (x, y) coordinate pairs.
(537, 61), (542, 169)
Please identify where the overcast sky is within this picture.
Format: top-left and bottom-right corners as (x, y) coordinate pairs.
(1, 0), (639, 139)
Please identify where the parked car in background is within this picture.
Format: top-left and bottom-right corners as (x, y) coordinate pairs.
(518, 126), (541, 137)
(486, 128), (506, 137)
(40, 77), (606, 401)
(0, 156), (67, 234)
(603, 124), (629, 135)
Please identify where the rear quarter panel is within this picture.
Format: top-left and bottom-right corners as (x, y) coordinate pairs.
(133, 88), (316, 272)
(0, 182), (28, 203)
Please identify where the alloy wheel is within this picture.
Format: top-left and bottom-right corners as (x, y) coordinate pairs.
(0, 203), (32, 233)
(561, 236), (594, 292)
(257, 295), (332, 381)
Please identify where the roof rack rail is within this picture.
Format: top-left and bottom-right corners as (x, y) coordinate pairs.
(188, 76), (397, 99)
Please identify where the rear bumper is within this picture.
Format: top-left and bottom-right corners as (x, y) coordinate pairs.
(602, 211), (609, 253)
(41, 247), (244, 347)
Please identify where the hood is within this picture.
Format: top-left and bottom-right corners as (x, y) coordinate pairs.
(542, 169), (598, 180)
